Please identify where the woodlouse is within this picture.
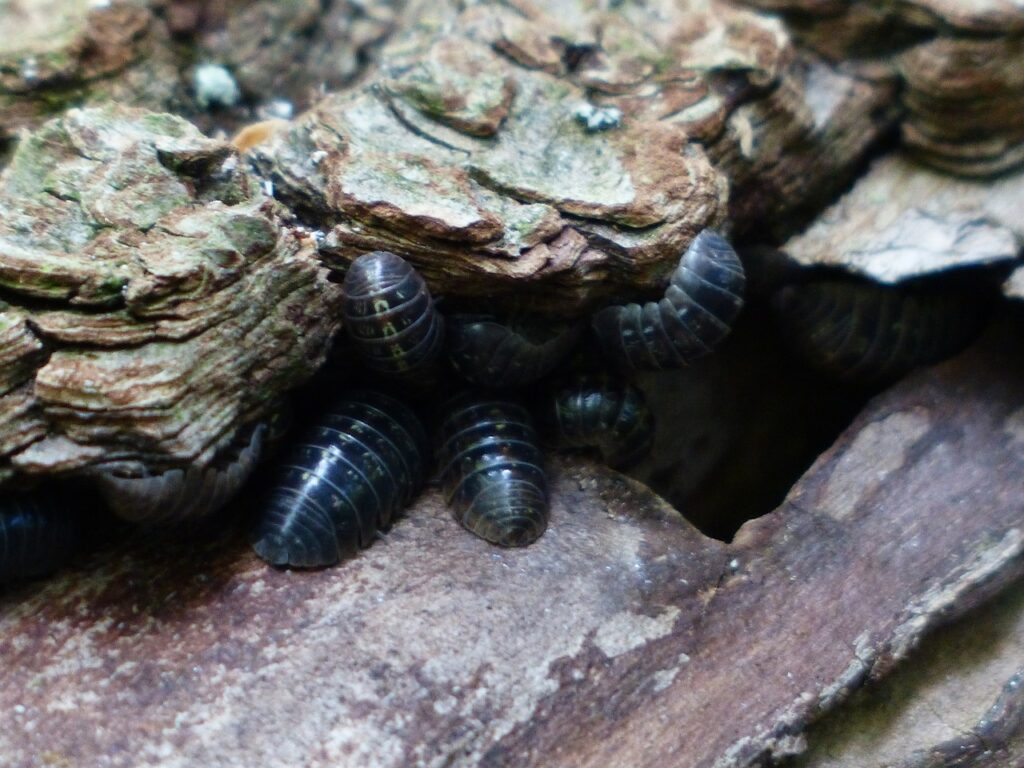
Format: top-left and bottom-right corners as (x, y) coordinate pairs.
(446, 314), (583, 388)
(436, 396), (548, 548)
(96, 422), (266, 525)
(0, 488), (80, 585)
(341, 251), (444, 386)
(772, 278), (988, 385)
(592, 229), (746, 371)
(546, 376), (655, 469)
(251, 392), (428, 568)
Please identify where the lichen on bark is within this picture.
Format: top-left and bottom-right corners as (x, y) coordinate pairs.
(0, 0), (179, 147)
(0, 105), (342, 481)
(252, 0), (896, 313)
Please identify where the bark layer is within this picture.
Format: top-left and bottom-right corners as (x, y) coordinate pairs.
(0, 324), (1021, 767)
(738, 0), (1024, 176)
(254, 0), (896, 312)
(0, 105), (342, 480)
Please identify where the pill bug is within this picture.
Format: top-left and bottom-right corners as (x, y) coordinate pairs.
(0, 487), (81, 585)
(546, 375), (655, 469)
(446, 314), (583, 388)
(771, 278), (989, 385)
(341, 251), (445, 386)
(592, 229), (746, 371)
(251, 391), (428, 568)
(436, 396), (548, 548)
(95, 421), (266, 525)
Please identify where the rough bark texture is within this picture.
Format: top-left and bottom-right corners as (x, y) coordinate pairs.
(0, 4), (1022, 765)
(794, 585), (1024, 768)
(0, 324), (1021, 767)
(253, 0), (896, 313)
(153, 0), (406, 120)
(0, 105), (342, 481)
(0, 0), (178, 144)
(738, 0), (1024, 176)
(777, 154), (1024, 291)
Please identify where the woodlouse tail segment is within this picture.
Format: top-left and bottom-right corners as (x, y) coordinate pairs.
(436, 397), (549, 548)
(95, 421), (266, 525)
(771, 278), (989, 386)
(458, 481), (549, 547)
(252, 491), (349, 568)
(446, 314), (584, 389)
(251, 392), (428, 569)
(0, 487), (81, 585)
(547, 375), (655, 469)
(592, 229), (746, 371)
(341, 251), (445, 390)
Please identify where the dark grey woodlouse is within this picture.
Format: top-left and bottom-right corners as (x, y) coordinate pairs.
(0, 488), (80, 585)
(341, 251), (444, 385)
(547, 376), (655, 469)
(772, 278), (988, 385)
(436, 397), (548, 548)
(592, 229), (746, 371)
(446, 315), (583, 388)
(96, 422), (266, 525)
(251, 392), (428, 568)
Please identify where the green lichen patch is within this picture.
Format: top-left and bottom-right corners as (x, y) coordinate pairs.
(383, 37), (517, 137)
(0, 106), (264, 306)
(0, 105), (344, 477)
(0, 1), (177, 143)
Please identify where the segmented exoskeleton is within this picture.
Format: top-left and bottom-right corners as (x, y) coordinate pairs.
(546, 376), (654, 469)
(95, 422), (266, 524)
(341, 251), (444, 385)
(772, 278), (988, 385)
(592, 229), (746, 371)
(447, 314), (583, 388)
(0, 488), (80, 585)
(251, 392), (428, 568)
(436, 396), (548, 547)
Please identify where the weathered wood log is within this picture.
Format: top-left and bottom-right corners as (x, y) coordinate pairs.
(737, 0), (1024, 176)
(0, 105), (342, 481)
(0, 0), (178, 147)
(0, 321), (1020, 766)
(774, 154), (1024, 292)
(253, 0), (896, 312)
(176, 0), (404, 114)
(796, 585), (1024, 767)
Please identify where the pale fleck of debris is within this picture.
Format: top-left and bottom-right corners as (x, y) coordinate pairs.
(20, 57), (38, 84)
(193, 63), (242, 110)
(261, 180), (275, 198)
(309, 150), (328, 166)
(573, 103), (623, 133)
(259, 99), (294, 121)
(219, 155), (238, 175)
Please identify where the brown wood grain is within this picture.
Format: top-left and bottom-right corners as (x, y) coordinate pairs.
(0, 324), (1021, 767)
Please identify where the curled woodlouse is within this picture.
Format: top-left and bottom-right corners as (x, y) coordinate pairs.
(592, 229), (746, 371)
(0, 488), (80, 585)
(772, 278), (988, 385)
(546, 376), (654, 469)
(96, 422), (266, 525)
(341, 251), (444, 385)
(251, 391), (428, 568)
(437, 396), (548, 548)
(446, 314), (583, 388)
